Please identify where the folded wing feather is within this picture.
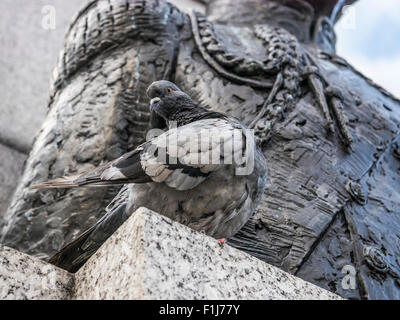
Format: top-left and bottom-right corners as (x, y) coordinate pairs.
(31, 118), (249, 191)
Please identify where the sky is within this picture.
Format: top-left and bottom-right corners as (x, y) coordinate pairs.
(335, 0), (400, 97)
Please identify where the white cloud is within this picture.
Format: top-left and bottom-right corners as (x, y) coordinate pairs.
(335, 0), (400, 98)
(344, 53), (400, 98)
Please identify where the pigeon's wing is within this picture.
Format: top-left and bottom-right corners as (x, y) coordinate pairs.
(139, 118), (249, 190)
(32, 118), (249, 191)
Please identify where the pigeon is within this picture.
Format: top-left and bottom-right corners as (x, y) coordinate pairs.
(31, 80), (268, 272)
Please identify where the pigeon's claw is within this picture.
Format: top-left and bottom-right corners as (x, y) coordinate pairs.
(217, 238), (226, 248)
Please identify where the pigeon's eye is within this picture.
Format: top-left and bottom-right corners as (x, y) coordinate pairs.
(165, 87), (173, 94)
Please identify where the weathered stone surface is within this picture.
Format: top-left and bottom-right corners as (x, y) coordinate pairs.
(0, 245), (73, 300)
(0, 143), (26, 219)
(73, 207), (342, 300)
(0, 0), (84, 152)
(0, 207), (342, 300)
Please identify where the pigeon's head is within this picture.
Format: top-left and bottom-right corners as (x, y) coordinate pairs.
(146, 80), (196, 128)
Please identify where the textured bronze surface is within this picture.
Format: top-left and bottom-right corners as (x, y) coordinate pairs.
(1, 0), (399, 299)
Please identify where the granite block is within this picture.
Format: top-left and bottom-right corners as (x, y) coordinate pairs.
(0, 207), (342, 300)
(0, 245), (73, 300)
(73, 207), (342, 300)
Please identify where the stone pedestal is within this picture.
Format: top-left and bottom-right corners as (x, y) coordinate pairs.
(0, 245), (73, 300)
(1, 207), (342, 300)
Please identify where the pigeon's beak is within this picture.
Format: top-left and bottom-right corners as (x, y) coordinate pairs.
(150, 97), (161, 112)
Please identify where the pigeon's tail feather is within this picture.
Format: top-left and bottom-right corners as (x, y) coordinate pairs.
(30, 176), (128, 190)
(29, 174), (82, 189)
(48, 224), (97, 273)
(48, 189), (129, 273)
(29, 163), (129, 190)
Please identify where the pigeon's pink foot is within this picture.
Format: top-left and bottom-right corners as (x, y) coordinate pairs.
(217, 238), (226, 247)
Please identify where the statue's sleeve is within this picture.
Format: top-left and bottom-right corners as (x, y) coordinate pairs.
(0, 0), (184, 260)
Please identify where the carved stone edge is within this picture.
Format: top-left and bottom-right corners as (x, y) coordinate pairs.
(1, 207), (343, 300)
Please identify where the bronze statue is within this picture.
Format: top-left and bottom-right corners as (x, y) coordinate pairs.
(1, 0), (400, 299)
